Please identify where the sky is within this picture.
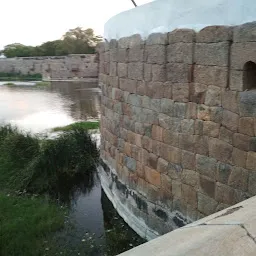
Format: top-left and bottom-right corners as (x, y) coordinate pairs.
(0, 0), (153, 50)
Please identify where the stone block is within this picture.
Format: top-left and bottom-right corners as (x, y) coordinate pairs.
(190, 83), (207, 104)
(195, 42), (230, 66)
(167, 43), (193, 64)
(186, 102), (197, 119)
(162, 129), (179, 147)
(232, 147), (247, 168)
(203, 121), (220, 138)
(104, 51), (110, 63)
(109, 48), (118, 62)
(229, 70), (243, 91)
(161, 174), (172, 197)
(181, 169), (199, 187)
(147, 33), (168, 45)
(215, 182), (235, 205)
(199, 175), (216, 198)
(231, 42), (256, 69)
(228, 166), (249, 192)
(150, 99), (161, 112)
(152, 64), (166, 82)
(181, 119), (194, 134)
(135, 134), (142, 148)
(142, 136), (153, 152)
(222, 110), (239, 132)
(239, 91), (256, 117)
(209, 107), (223, 124)
(128, 45), (144, 62)
(148, 153), (158, 170)
(172, 83), (189, 102)
(144, 63), (152, 82)
(152, 125), (163, 142)
(117, 63), (127, 78)
(147, 81), (165, 98)
(173, 102), (186, 118)
(128, 63), (143, 80)
(196, 154), (217, 179)
(145, 166), (161, 187)
(138, 148), (149, 166)
(248, 170), (256, 195)
(246, 151), (256, 171)
(233, 133), (251, 151)
(197, 104), (211, 121)
(124, 156), (137, 171)
(166, 63), (191, 83)
(157, 158), (169, 174)
(158, 114), (181, 132)
(197, 192), (218, 216)
(234, 22), (256, 42)
(194, 135), (209, 156)
(194, 120), (203, 135)
(239, 117), (255, 136)
(119, 78), (137, 93)
(168, 29), (195, 43)
(194, 65), (228, 88)
(209, 138), (233, 163)
(172, 180), (182, 198)
(179, 134), (195, 152)
(145, 45), (166, 64)
(117, 48), (128, 62)
(165, 145), (181, 164)
(182, 184), (197, 208)
(108, 76), (119, 88)
(205, 85), (221, 106)
(216, 163), (232, 184)
(182, 150), (196, 170)
(136, 80), (147, 96)
(219, 126), (233, 145)
(197, 26), (233, 42)
(160, 98), (174, 114)
(127, 94), (141, 106)
(221, 90), (239, 113)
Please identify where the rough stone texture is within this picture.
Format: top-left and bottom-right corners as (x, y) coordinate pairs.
(99, 25), (256, 238)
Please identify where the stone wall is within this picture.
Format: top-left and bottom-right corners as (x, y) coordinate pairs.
(98, 22), (256, 239)
(0, 54), (98, 80)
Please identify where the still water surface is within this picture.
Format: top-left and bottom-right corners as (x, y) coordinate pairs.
(0, 81), (144, 255)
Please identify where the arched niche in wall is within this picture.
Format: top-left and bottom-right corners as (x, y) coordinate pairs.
(243, 61), (256, 90)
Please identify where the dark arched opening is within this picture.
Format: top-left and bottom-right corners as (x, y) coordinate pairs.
(243, 61), (256, 90)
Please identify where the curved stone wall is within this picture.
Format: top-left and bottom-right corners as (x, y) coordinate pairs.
(98, 22), (256, 239)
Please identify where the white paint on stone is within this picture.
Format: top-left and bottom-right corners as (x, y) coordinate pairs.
(104, 0), (256, 40)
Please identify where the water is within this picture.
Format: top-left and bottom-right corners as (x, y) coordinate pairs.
(0, 81), (145, 255)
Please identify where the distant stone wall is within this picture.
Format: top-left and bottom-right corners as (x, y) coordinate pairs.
(98, 22), (256, 239)
(0, 54), (98, 80)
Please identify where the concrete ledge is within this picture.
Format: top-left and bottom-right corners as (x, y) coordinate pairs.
(118, 196), (256, 256)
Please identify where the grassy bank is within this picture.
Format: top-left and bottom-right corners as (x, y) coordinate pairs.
(52, 121), (100, 132)
(0, 72), (42, 81)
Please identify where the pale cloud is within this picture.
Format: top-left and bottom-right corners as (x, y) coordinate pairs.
(0, 0), (153, 49)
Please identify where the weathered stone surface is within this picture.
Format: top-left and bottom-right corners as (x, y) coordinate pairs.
(148, 153), (158, 170)
(165, 145), (181, 164)
(145, 166), (161, 187)
(195, 42), (230, 66)
(128, 63), (143, 80)
(205, 85), (221, 106)
(246, 151), (256, 170)
(219, 127), (233, 145)
(127, 94), (141, 106)
(109, 48), (118, 62)
(142, 136), (153, 152)
(167, 162), (182, 180)
(172, 180), (182, 198)
(215, 182), (235, 205)
(232, 147), (247, 168)
(216, 163), (232, 184)
(179, 134), (195, 152)
(197, 192), (218, 216)
(182, 184), (197, 207)
(228, 166), (249, 191)
(147, 33), (168, 45)
(144, 63), (152, 81)
(135, 134), (142, 148)
(152, 125), (163, 142)
(222, 110), (239, 132)
(152, 64), (166, 82)
(196, 154), (217, 179)
(209, 138), (233, 163)
(233, 133), (251, 151)
(203, 121), (220, 138)
(197, 26), (233, 43)
(160, 98), (174, 114)
(186, 102), (197, 119)
(166, 63), (191, 83)
(145, 45), (166, 64)
(167, 43), (193, 64)
(199, 175), (215, 198)
(248, 170), (256, 195)
(194, 135), (209, 156)
(162, 129), (179, 147)
(229, 69), (243, 91)
(119, 78), (137, 93)
(172, 83), (189, 102)
(159, 114), (181, 132)
(117, 48), (128, 62)
(147, 81), (165, 98)
(157, 158), (168, 174)
(197, 104), (211, 121)
(182, 150), (196, 170)
(190, 83), (207, 104)
(181, 169), (199, 187)
(194, 65), (228, 88)
(239, 91), (256, 117)
(161, 174), (172, 194)
(124, 156), (137, 171)
(194, 120), (203, 135)
(168, 29), (195, 43)
(117, 63), (127, 78)
(239, 117), (255, 136)
(181, 119), (194, 134)
(128, 45), (144, 62)
(221, 90), (239, 113)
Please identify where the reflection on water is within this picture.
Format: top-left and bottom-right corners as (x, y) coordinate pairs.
(0, 81), (100, 133)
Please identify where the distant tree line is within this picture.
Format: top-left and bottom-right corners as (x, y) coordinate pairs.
(0, 27), (102, 58)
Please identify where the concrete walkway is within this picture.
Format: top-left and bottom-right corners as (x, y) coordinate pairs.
(118, 196), (256, 256)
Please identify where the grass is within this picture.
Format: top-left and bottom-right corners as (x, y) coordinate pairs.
(0, 193), (66, 256)
(0, 72), (42, 81)
(52, 121), (100, 132)
(3, 82), (15, 86)
(35, 81), (51, 87)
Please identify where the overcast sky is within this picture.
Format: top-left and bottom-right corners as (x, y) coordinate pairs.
(0, 0), (153, 50)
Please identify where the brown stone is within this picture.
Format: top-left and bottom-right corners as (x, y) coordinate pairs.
(238, 117), (255, 136)
(194, 120), (203, 135)
(209, 138), (233, 163)
(179, 134), (195, 152)
(152, 125), (163, 142)
(203, 121), (220, 138)
(124, 142), (132, 156)
(219, 127), (233, 145)
(233, 133), (251, 151)
(205, 85), (221, 106)
(145, 45), (166, 64)
(166, 145), (181, 164)
(186, 102), (197, 119)
(196, 154), (217, 179)
(172, 180), (182, 198)
(148, 153), (158, 169)
(182, 150), (196, 170)
(194, 135), (209, 156)
(142, 136), (153, 152)
(222, 110), (239, 132)
(172, 83), (189, 102)
(166, 63), (191, 83)
(181, 119), (195, 134)
(197, 104), (211, 121)
(246, 152), (256, 171)
(117, 48), (128, 62)
(215, 182), (235, 205)
(182, 184), (197, 207)
(138, 148), (149, 166)
(228, 166), (249, 192)
(229, 69), (243, 91)
(128, 45), (144, 62)
(168, 29), (195, 43)
(135, 134), (142, 148)
(221, 90), (239, 113)
(152, 64), (166, 82)
(136, 80), (147, 96)
(232, 147), (247, 168)
(216, 162), (232, 185)
(145, 166), (161, 187)
(157, 158), (169, 174)
(162, 129), (179, 147)
(136, 161), (145, 178)
(249, 171), (256, 195)
(144, 63), (152, 82)
(119, 78), (137, 93)
(199, 175), (216, 198)
(167, 43), (193, 64)
(161, 174), (172, 194)
(181, 169), (199, 187)
(197, 192), (218, 216)
(128, 63), (143, 80)
(147, 81), (165, 98)
(117, 63), (127, 78)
